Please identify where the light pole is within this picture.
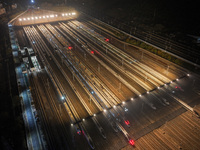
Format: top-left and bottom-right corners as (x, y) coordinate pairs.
(141, 51), (144, 60)
(134, 27), (136, 35)
(166, 65), (170, 75)
(119, 82), (121, 92)
(89, 94), (91, 105)
(73, 73), (75, 81)
(84, 53), (86, 60)
(98, 64), (100, 72)
(47, 78), (49, 88)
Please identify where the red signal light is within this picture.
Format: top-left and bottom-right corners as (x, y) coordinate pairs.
(105, 38), (109, 42)
(68, 46), (72, 50)
(125, 120), (130, 125)
(129, 139), (135, 146)
(90, 51), (94, 54)
(77, 131), (81, 135)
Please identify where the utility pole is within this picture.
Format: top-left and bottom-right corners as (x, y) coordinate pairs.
(98, 64), (100, 72)
(166, 65), (170, 75)
(141, 51), (144, 60)
(119, 82), (121, 92)
(47, 78), (49, 88)
(134, 27), (136, 35)
(59, 104), (62, 116)
(130, 27), (132, 34)
(73, 73), (75, 81)
(145, 75), (147, 82)
(84, 53), (86, 60)
(62, 56), (64, 65)
(89, 94), (91, 105)
(141, 102), (144, 113)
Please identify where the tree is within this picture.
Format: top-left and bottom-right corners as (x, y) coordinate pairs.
(167, 55), (171, 61)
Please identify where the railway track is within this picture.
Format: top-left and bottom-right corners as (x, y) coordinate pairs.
(60, 22), (143, 95)
(71, 20), (171, 83)
(66, 21), (172, 88)
(17, 15), (200, 149)
(45, 23), (148, 130)
(24, 27), (75, 149)
(131, 110), (200, 150)
(81, 15), (200, 65)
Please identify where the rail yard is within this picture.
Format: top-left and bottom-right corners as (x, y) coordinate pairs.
(10, 8), (200, 150)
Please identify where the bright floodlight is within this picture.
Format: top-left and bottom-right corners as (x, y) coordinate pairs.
(82, 118), (85, 121)
(69, 13), (71, 15)
(46, 15), (49, 18)
(113, 105), (116, 108)
(39, 16), (41, 19)
(122, 101), (125, 104)
(19, 18), (22, 21)
(23, 18), (26, 20)
(170, 81), (173, 83)
(72, 12), (76, 15)
(31, 0), (34, 3)
(31, 17), (34, 20)
(62, 14), (64, 16)
(187, 74), (190, 76)
(61, 96), (64, 100)
(71, 123), (73, 126)
(65, 13), (68, 16)
(164, 84), (167, 86)
(147, 91), (149, 94)
(55, 14), (58, 17)
(94, 114), (96, 116)
(158, 87), (160, 89)
(176, 79), (179, 81)
(131, 98), (134, 101)
(139, 94), (142, 97)
(35, 17), (38, 19)
(103, 109), (107, 112)
(43, 16), (45, 18)
(27, 18), (30, 20)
